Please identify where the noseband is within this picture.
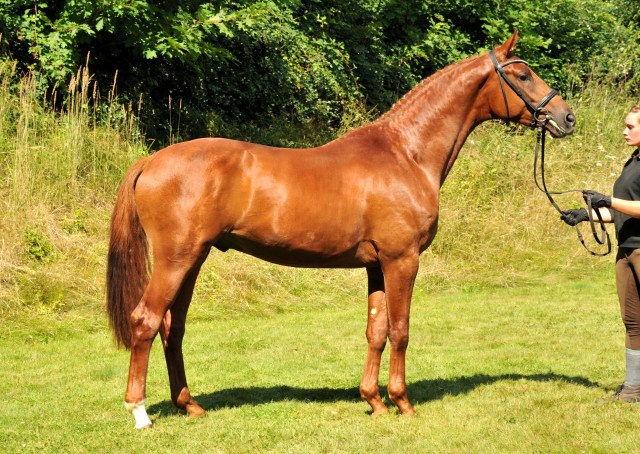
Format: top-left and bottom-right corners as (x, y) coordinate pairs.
(490, 50), (611, 256)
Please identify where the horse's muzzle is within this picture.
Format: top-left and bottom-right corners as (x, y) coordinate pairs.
(546, 111), (576, 137)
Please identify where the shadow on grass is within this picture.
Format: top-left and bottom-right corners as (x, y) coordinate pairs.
(147, 372), (601, 417)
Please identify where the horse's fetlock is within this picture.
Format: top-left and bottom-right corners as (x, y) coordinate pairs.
(360, 383), (379, 401)
(173, 387), (193, 409)
(125, 399), (153, 429)
(387, 383), (407, 402)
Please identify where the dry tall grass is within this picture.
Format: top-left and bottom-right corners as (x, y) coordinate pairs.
(0, 59), (147, 316)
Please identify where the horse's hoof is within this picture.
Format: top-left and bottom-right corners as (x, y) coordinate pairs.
(135, 423), (153, 430)
(370, 407), (390, 419)
(400, 408), (417, 417)
(186, 403), (206, 418)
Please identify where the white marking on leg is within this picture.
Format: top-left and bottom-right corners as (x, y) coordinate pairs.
(125, 399), (153, 429)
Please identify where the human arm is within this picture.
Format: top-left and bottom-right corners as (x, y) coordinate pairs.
(560, 207), (612, 226)
(590, 207), (613, 222)
(558, 189), (616, 226)
(610, 197), (640, 219)
(583, 190), (640, 219)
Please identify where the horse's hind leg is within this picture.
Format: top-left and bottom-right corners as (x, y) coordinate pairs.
(360, 266), (390, 418)
(124, 244), (208, 429)
(159, 251), (209, 418)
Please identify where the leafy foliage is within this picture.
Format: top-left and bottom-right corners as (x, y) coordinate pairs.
(23, 229), (53, 262)
(0, 0), (638, 143)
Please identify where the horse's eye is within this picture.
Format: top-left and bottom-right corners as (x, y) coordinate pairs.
(519, 73), (530, 82)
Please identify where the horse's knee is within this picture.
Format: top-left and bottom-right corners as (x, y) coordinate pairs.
(366, 331), (387, 350)
(388, 332), (409, 351)
(388, 323), (409, 350)
(366, 315), (388, 348)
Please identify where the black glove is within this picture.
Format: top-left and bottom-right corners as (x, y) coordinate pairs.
(560, 208), (589, 226)
(583, 190), (611, 208)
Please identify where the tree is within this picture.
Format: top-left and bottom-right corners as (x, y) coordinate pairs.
(0, 0), (638, 143)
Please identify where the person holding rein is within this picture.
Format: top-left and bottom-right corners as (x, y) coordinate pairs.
(563, 190), (640, 223)
(561, 105), (640, 402)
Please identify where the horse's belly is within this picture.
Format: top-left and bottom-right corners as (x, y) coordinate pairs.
(214, 233), (379, 268)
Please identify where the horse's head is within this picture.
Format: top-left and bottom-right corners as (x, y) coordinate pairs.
(487, 30), (575, 138)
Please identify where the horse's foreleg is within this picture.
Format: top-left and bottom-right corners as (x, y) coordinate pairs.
(360, 267), (389, 418)
(159, 257), (208, 418)
(382, 255), (419, 416)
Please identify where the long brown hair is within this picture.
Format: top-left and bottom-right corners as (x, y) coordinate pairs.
(106, 156), (152, 349)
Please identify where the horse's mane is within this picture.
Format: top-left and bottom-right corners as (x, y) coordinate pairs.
(345, 53), (484, 135)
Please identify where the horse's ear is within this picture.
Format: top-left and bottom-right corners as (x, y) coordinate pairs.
(494, 30), (519, 60)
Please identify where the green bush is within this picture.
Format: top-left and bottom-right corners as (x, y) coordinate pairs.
(24, 229), (53, 263)
(1, 0), (638, 143)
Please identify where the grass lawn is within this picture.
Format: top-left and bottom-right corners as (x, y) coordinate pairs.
(1, 266), (638, 453)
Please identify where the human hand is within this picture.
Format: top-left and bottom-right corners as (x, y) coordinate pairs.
(583, 190), (611, 208)
(560, 208), (589, 226)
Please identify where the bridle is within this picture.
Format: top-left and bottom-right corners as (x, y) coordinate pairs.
(490, 51), (558, 128)
(490, 50), (611, 256)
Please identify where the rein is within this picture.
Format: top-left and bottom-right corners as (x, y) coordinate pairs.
(490, 51), (611, 256)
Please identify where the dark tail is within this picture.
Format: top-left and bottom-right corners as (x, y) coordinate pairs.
(106, 156), (152, 349)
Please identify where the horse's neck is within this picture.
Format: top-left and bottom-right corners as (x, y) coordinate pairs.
(376, 55), (490, 187)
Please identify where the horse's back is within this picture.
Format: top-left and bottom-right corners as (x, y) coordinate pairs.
(134, 136), (437, 267)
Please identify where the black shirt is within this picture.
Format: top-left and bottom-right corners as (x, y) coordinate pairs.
(613, 149), (640, 248)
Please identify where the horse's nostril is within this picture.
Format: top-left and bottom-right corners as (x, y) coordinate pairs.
(566, 113), (576, 125)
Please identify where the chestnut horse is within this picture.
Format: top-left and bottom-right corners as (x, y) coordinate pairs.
(107, 31), (575, 428)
